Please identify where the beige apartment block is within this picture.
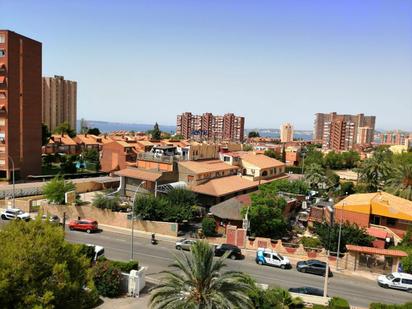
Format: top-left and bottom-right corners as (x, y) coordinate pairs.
(42, 75), (77, 132)
(280, 123), (294, 143)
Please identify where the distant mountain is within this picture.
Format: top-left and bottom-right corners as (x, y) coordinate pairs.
(76, 120), (176, 134)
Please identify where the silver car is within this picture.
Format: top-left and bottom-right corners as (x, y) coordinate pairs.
(175, 238), (196, 250)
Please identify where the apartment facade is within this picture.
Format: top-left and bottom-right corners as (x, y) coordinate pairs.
(42, 75), (77, 132)
(314, 112), (375, 151)
(0, 30), (42, 179)
(380, 131), (410, 145)
(176, 112), (245, 142)
(280, 123), (293, 143)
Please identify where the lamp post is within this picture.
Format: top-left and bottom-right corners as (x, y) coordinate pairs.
(130, 181), (146, 261)
(323, 204), (334, 298)
(336, 195), (348, 270)
(8, 155), (15, 208)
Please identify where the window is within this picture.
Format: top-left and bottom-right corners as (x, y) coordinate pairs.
(0, 159), (4, 165)
(0, 93), (5, 99)
(392, 278), (401, 283)
(263, 253), (271, 258)
(0, 35), (4, 44)
(0, 119), (4, 126)
(386, 218), (397, 226)
(402, 279), (412, 284)
(224, 156), (230, 162)
(0, 50), (5, 57)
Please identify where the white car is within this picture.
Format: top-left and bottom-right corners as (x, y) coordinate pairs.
(256, 248), (291, 269)
(175, 239), (197, 251)
(377, 272), (412, 293)
(1, 208), (31, 221)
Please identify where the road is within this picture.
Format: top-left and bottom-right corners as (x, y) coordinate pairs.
(62, 227), (411, 307)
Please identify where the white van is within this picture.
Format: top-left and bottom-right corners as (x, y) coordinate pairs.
(255, 248), (291, 269)
(377, 272), (412, 293)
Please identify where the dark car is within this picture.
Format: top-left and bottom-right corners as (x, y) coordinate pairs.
(288, 286), (326, 297)
(68, 219), (99, 233)
(214, 244), (242, 260)
(296, 259), (333, 277)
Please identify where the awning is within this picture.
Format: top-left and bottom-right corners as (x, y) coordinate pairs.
(346, 245), (407, 257)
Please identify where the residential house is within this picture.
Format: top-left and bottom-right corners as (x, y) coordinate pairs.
(100, 140), (137, 172)
(237, 152), (285, 181)
(43, 134), (77, 155)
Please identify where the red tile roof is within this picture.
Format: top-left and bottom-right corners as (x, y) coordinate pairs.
(346, 245), (407, 257)
(366, 227), (388, 239)
(115, 168), (161, 182)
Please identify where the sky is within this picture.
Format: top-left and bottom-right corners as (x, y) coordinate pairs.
(1, 0), (411, 130)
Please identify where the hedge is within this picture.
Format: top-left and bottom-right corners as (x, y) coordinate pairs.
(329, 297), (350, 309)
(370, 303), (412, 309)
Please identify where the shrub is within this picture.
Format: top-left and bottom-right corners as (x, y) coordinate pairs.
(369, 303), (412, 309)
(92, 261), (123, 298)
(300, 236), (322, 249)
(329, 297), (350, 309)
(92, 192), (121, 211)
(111, 260), (139, 273)
(202, 217), (217, 237)
(43, 176), (76, 205)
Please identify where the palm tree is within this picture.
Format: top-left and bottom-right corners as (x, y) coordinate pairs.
(386, 164), (412, 201)
(149, 241), (254, 309)
(304, 163), (326, 189)
(358, 157), (392, 192)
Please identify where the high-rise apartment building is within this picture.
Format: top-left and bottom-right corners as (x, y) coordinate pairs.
(0, 30), (42, 179)
(314, 112), (376, 150)
(280, 123), (294, 143)
(380, 131), (411, 145)
(176, 112), (245, 142)
(42, 75), (77, 132)
(357, 126), (374, 145)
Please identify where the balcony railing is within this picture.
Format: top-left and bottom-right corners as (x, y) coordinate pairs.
(136, 152), (181, 164)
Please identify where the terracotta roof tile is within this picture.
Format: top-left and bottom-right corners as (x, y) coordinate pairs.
(191, 175), (260, 197)
(115, 168), (162, 182)
(239, 152), (285, 169)
(345, 245), (407, 257)
(178, 160), (238, 174)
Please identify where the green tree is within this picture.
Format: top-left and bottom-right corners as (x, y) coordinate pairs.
(339, 182), (355, 196)
(341, 150), (360, 169)
(243, 144), (254, 151)
(92, 260), (122, 298)
(304, 163), (326, 190)
(202, 217), (217, 237)
(60, 154), (78, 174)
(385, 164), (412, 201)
(42, 123), (51, 146)
(324, 151), (344, 169)
(247, 193), (288, 238)
(314, 222), (374, 252)
(260, 179), (309, 195)
(358, 156), (392, 192)
(248, 131), (260, 138)
(151, 122), (161, 140)
(150, 241), (254, 309)
(43, 176), (76, 204)
(264, 149), (281, 160)
(302, 146), (324, 167)
(92, 192), (121, 211)
(87, 127), (100, 135)
(173, 134), (184, 140)
(0, 219), (96, 308)
(82, 148), (101, 171)
(54, 121), (76, 138)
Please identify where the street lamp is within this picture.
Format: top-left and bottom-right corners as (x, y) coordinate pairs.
(8, 155), (15, 208)
(130, 181), (146, 261)
(323, 203), (334, 298)
(336, 195), (348, 270)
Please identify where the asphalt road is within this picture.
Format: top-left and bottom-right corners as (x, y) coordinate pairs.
(62, 227), (412, 307)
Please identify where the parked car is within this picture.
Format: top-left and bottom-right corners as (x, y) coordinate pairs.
(214, 244), (242, 260)
(175, 238), (197, 250)
(296, 259), (333, 277)
(377, 272), (412, 293)
(41, 214), (61, 225)
(1, 208), (30, 221)
(288, 286), (325, 297)
(86, 244), (105, 262)
(256, 248), (291, 269)
(68, 219), (99, 233)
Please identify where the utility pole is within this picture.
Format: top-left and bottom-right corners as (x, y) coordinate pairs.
(131, 181), (145, 261)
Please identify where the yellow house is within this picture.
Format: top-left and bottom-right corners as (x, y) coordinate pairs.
(238, 152), (285, 181)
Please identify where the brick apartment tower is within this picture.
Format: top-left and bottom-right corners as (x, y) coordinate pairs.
(176, 112), (244, 142)
(42, 75), (77, 132)
(0, 30), (42, 179)
(314, 112), (375, 150)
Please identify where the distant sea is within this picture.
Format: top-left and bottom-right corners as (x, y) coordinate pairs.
(77, 120), (313, 141)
